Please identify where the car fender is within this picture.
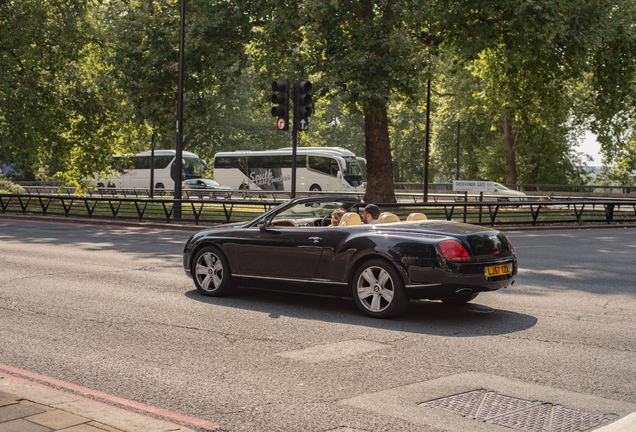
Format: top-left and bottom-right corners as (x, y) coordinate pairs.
(185, 227), (245, 275)
(336, 232), (415, 289)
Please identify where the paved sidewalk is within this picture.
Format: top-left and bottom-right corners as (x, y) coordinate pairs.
(0, 376), (198, 432)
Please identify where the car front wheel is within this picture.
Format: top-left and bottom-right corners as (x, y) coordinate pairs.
(352, 259), (409, 318)
(192, 246), (235, 296)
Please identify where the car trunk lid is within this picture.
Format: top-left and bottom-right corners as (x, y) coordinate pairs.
(371, 221), (512, 258)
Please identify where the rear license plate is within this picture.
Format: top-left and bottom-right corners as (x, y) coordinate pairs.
(486, 263), (511, 277)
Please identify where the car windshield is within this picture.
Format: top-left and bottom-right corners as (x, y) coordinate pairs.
(494, 183), (509, 191)
(202, 179), (220, 186)
(272, 200), (355, 222)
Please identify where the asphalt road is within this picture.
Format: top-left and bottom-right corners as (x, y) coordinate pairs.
(1, 218), (635, 432)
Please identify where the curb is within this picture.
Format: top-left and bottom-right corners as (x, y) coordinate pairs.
(0, 375), (201, 432)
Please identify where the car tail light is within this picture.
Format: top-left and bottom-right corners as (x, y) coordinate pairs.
(508, 239), (514, 253)
(439, 240), (471, 262)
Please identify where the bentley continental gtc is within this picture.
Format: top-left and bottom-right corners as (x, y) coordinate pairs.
(183, 196), (517, 318)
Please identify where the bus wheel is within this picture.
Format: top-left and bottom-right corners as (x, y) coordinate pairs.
(155, 183), (164, 189)
(107, 181), (116, 188)
(97, 183), (104, 188)
(310, 184), (321, 192)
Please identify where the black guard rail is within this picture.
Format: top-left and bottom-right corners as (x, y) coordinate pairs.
(2, 194), (636, 227)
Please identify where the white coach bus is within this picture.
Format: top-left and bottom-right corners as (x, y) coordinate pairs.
(213, 147), (365, 193)
(90, 150), (204, 189)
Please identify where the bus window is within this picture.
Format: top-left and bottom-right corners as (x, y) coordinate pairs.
(133, 156), (150, 170)
(214, 157), (240, 169)
(183, 157), (202, 177)
(308, 156), (339, 177)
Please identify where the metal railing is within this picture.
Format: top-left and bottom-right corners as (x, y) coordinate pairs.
(2, 193), (636, 227)
(395, 182), (636, 194)
(0, 194), (280, 225)
(21, 186), (636, 205)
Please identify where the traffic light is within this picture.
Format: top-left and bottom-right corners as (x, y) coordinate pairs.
(271, 80), (289, 131)
(294, 80), (312, 131)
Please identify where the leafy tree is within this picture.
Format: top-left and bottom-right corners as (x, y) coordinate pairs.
(0, 0), (118, 183)
(101, 0), (256, 171)
(600, 103), (636, 185)
(3, 0), (634, 196)
(251, 0), (427, 202)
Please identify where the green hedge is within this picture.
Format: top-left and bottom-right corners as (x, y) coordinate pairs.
(0, 179), (25, 194)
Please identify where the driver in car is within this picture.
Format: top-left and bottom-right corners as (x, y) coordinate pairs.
(330, 207), (346, 226)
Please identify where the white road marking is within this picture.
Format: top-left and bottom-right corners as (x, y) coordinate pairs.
(593, 411), (636, 432)
(277, 339), (389, 362)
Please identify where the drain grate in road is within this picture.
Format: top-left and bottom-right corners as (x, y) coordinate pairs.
(418, 389), (615, 432)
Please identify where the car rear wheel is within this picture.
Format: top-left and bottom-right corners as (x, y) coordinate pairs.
(192, 246), (235, 296)
(352, 259), (410, 318)
(441, 293), (479, 304)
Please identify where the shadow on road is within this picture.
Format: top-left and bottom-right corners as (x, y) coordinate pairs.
(0, 218), (193, 261)
(185, 288), (537, 337)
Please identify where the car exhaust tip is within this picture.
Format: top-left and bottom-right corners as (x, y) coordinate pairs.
(455, 288), (473, 295)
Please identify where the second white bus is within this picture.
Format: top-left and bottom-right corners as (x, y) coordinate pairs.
(90, 150), (204, 189)
(213, 147), (365, 193)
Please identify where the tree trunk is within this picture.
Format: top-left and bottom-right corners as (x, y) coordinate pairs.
(500, 107), (520, 185)
(525, 130), (544, 185)
(525, 141), (538, 185)
(466, 140), (479, 180)
(363, 107), (396, 203)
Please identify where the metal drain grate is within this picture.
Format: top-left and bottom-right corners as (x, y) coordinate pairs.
(418, 389), (615, 432)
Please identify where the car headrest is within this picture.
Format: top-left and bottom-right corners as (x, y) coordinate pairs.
(339, 212), (362, 226)
(406, 212), (428, 221)
(377, 212), (400, 224)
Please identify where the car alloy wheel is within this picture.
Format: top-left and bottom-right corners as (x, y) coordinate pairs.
(193, 246), (234, 296)
(353, 259), (409, 318)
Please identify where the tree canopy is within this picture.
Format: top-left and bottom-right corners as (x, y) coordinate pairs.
(1, 0), (634, 197)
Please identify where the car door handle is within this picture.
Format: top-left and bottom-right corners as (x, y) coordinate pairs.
(308, 237), (323, 244)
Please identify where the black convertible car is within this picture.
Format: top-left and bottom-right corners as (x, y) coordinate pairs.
(183, 196), (517, 318)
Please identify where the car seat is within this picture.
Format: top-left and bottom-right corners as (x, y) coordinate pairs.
(377, 212), (400, 224)
(339, 212), (362, 226)
(406, 212), (428, 221)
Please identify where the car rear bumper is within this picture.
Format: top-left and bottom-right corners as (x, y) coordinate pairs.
(405, 256), (517, 300)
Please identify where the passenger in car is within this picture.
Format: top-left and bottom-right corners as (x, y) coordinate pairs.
(361, 204), (380, 225)
(331, 207), (346, 226)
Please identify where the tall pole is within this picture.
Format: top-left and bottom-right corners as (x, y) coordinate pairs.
(423, 79), (431, 203)
(456, 119), (460, 180)
(150, 132), (155, 198)
(291, 81), (297, 198)
(174, 0), (186, 218)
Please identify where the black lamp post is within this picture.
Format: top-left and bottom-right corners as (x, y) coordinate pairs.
(456, 119), (460, 180)
(173, 0), (186, 218)
(423, 79), (431, 202)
